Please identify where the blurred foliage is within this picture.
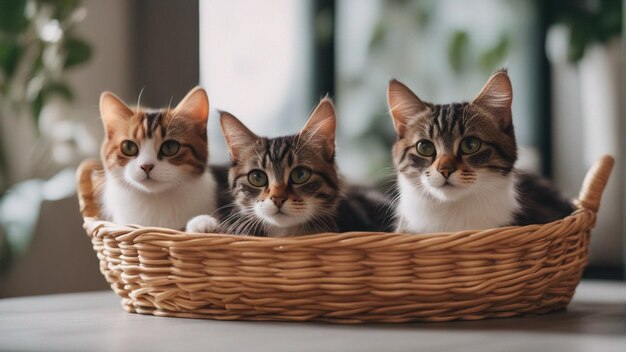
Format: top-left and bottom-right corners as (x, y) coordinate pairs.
(0, 0), (91, 193)
(0, 0), (90, 276)
(362, 0), (512, 182)
(363, 1), (437, 179)
(369, 0), (433, 52)
(549, 0), (622, 62)
(448, 30), (470, 73)
(479, 34), (510, 72)
(448, 30), (511, 75)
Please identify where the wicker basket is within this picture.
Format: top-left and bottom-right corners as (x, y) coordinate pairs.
(77, 155), (614, 323)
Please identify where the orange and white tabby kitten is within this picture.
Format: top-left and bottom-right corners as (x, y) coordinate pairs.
(99, 87), (219, 229)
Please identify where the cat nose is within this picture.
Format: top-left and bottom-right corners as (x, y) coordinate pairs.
(140, 164), (154, 175)
(271, 194), (288, 208)
(268, 184), (288, 208)
(436, 155), (456, 179)
(438, 166), (456, 179)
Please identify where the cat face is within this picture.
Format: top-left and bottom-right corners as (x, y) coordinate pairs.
(220, 98), (339, 233)
(388, 71), (517, 202)
(100, 87), (209, 194)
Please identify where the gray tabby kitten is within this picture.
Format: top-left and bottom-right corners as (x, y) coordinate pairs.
(388, 70), (573, 233)
(189, 97), (392, 236)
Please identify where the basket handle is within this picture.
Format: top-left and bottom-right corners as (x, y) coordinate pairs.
(575, 155), (614, 213)
(76, 159), (103, 219)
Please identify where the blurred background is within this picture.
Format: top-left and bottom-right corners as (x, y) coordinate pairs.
(0, 0), (623, 297)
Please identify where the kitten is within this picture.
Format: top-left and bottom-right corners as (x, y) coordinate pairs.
(99, 87), (222, 229)
(387, 70), (573, 233)
(189, 97), (392, 237)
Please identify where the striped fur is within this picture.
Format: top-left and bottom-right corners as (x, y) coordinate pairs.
(388, 71), (572, 233)
(99, 87), (219, 229)
(214, 97), (392, 237)
(218, 98), (340, 237)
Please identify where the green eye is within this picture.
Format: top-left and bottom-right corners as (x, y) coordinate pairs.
(416, 140), (436, 157)
(160, 140), (180, 156)
(248, 170), (268, 187)
(460, 137), (481, 154)
(290, 167), (311, 184)
(120, 140), (138, 156)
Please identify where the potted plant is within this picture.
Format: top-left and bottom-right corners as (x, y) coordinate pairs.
(0, 0), (92, 273)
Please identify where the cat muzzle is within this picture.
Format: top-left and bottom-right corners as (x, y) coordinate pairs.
(140, 164), (155, 176)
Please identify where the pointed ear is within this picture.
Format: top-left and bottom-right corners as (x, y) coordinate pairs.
(99, 91), (134, 138)
(300, 96), (336, 160)
(219, 111), (258, 161)
(387, 79), (429, 138)
(174, 86), (209, 123)
(472, 70), (513, 128)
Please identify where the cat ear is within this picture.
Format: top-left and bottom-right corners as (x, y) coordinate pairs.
(99, 91), (134, 138)
(174, 86), (209, 123)
(387, 79), (429, 138)
(300, 96), (336, 160)
(472, 70), (513, 128)
(220, 111), (259, 161)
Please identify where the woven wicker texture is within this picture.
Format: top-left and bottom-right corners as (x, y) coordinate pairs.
(77, 155), (614, 323)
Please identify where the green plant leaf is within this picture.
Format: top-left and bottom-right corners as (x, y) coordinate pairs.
(0, 40), (22, 84)
(549, 0), (622, 63)
(63, 37), (92, 69)
(0, 0), (28, 34)
(567, 22), (591, 62)
(32, 92), (44, 123)
(479, 34), (510, 72)
(0, 114), (8, 194)
(448, 30), (470, 74)
(0, 224), (13, 276)
(413, 2), (433, 28)
(368, 21), (386, 52)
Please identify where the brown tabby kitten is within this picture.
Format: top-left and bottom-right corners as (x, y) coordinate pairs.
(388, 70), (573, 233)
(207, 97), (392, 237)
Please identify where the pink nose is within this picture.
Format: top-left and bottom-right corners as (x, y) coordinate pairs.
(271, 195), (287, 208)
(140, 164), (154, 175)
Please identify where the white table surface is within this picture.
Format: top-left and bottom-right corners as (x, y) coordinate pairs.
(1, 280), (625, 352)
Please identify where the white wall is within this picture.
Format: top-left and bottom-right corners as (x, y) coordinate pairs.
(199, 0), (313, 165)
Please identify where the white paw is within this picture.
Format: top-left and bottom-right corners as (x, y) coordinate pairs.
(185, 215), (221, 233)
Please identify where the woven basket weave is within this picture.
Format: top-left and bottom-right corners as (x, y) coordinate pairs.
(77, 155), (614, 323)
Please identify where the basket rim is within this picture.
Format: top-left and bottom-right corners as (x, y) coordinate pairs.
(82, 212), (583, 239)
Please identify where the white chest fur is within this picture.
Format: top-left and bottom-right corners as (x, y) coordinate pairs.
(396, 174), (520, 233)
(102, 171), (218, 229)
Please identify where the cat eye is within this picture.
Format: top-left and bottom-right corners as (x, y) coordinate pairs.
(160, 140), (181, 156)
(248, 170), (268, 187)
(416, 140), (436, 157)
(120, 140), (138, 157)
(460, 137), (481, 155)
(290, 167), (311, 184)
